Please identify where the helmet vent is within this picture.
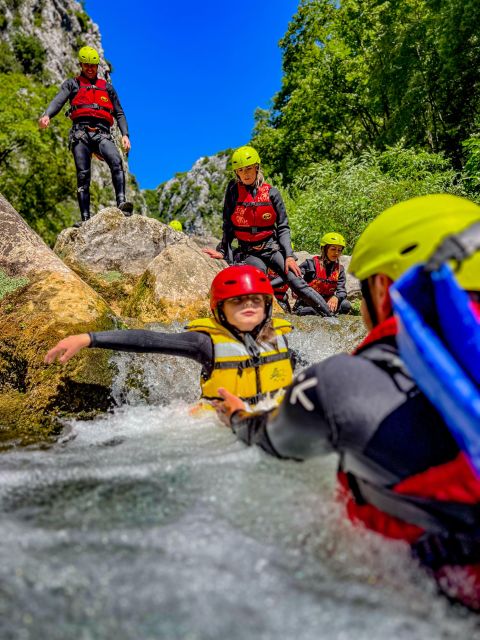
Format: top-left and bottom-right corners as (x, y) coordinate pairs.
(400, 244), (418, 255)
(224, 280), (237, 285)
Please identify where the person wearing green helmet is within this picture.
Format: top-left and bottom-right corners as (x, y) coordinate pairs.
(38, 46), (133, 227)
(203, 145), (333, 317)
(292, 231), (352, 316)
(214, 194), (480, 610)
(168, 220), (183, 232)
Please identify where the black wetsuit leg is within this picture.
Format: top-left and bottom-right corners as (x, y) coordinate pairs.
(295, 298), (351, 316)
(339, 299), (352, 314)
(96, 134), (127, 204)
(267, 251), (332, 316)
(71, 136), (92, 219)
(242, 247), (331, 316)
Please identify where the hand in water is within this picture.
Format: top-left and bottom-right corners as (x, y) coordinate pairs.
(203, 248), (224, 260)
(44, 333), (91, 364)
(285, 256), (301, 277)
(213, 387), (247, 426)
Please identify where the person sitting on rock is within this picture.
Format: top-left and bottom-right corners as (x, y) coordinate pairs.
(38, 46), (133, 227)
(44, 265), (294, 412)
(203, 145), (332, 317)
(293, 232), (352, 316)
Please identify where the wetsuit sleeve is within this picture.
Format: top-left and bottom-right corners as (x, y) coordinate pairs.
(270, 187), (294, 259)
(299, 258), (316, 283)
(88, 329), (213, 369)
(217, 180), (238, 263)
(43, 79), (77, 118)
(107, 84), (129, 136)
(335, 265), (347, 302)
(231, 362), (334, 460)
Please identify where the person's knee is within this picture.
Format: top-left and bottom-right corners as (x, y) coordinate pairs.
(339, 299), (352, 314)
(77, 168), (91, 190)
(288, 275), (310, 293)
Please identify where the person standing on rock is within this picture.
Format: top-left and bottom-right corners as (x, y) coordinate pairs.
(203, 145), (332, 317)
(38, 46), (133, 227)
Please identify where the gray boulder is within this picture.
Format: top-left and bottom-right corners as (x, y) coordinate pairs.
(54, 207), (184, 276)
(126, 240), (227, 323)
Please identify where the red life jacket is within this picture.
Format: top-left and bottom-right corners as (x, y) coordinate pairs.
(308, 256), (339, 297)
(267, 268), (289, 302)
(69, 76), (114, 127)
(231, 183), (277, 243)
(340, 316), (480, 544)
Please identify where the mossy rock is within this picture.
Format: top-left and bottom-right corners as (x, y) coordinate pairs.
(0, 271), (119, 445)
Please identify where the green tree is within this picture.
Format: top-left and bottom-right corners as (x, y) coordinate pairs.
(253, 0), (480, 181)
(0, 73), (77, 244)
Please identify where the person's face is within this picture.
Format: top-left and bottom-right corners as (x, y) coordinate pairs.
(80, 63), (98, 79)
(326, 244), (344, 261)
(235, 164), (258, 186)
(223, 294), (267, 332)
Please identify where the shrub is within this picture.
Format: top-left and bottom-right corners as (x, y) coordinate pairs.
(285, 146), (470, 254)
(12, 33), (46, 75)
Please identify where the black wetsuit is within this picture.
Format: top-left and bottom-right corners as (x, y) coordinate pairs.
(89, 328), (296, 379)
(43, 76), (129, 218)
(90, 329), (214, 375)
(227, 317), (480, 610)
(217, 181), (333, 317)
(229, 330), (456, 468)
(293, 258), (351, 316)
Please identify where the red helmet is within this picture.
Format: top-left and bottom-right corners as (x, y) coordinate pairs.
(210, 265), (273, 312)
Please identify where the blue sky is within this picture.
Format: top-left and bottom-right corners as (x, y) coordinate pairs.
(83, 1), (299, 190)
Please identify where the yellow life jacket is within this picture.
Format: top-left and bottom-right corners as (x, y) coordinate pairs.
(186, 317), (293, 408)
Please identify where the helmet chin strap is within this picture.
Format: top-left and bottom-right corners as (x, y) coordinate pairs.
(361, 278), (379, 328)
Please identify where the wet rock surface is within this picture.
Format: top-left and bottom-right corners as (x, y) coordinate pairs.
(0, 195), (117, 443)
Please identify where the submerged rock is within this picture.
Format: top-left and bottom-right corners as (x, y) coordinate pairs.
(0, 194), (118, 444)
(125, 239), (227, 323)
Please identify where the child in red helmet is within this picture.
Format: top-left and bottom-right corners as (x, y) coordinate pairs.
(45, 266), (294, 410)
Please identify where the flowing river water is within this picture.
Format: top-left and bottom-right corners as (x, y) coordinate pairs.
(1, 318), (479, 639)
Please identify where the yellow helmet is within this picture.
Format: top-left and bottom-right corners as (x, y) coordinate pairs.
(321, 232), (346, 248)
(78, 46), (100, 65)
(168, 220), (183, 232)
(349, 194), (480, 289)
(231, 146), (260, 170)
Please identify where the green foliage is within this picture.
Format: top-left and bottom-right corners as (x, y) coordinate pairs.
(0, 73), (77, 244)
(253, 0), (480, 183)
(0, 269), (29, 300)
(286, 146), (470, 254)
(75, 10), (90, 32)
(12, 33), (46, 75)
(143, 188), (160, 218)
(0, 41), (21, 73)
(462, 134), (480, 191)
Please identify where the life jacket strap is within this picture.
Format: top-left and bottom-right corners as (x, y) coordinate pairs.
(347, 474), (480, 534)
(69, 103), (114, 114)
(232, 225), (276, 234)
(213, 351), (288, 370)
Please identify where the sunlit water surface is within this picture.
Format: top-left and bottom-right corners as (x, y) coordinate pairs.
(1, 317), (479, 639)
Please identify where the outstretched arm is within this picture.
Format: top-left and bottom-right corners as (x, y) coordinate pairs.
(45, 329), (214, 369)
